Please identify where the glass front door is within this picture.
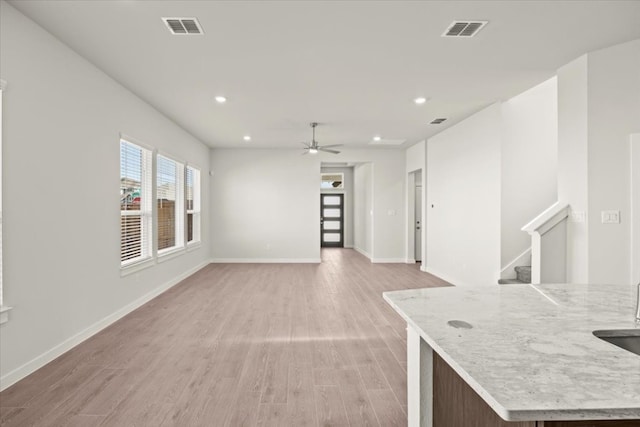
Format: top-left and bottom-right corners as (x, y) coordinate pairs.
(321, 194), (344, 247)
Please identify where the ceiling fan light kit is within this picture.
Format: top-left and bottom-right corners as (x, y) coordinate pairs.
(301, 122), (342, 155)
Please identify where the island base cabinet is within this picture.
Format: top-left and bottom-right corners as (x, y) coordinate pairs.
(432, 353), (640, 427)
(432, 352), (535, 427)
(539, 422), (640, 426)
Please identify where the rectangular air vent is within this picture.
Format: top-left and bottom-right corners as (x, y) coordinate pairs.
(442, 21), (487, 37)
(162, 18), (204, 35)
(430, 118), (447, 125)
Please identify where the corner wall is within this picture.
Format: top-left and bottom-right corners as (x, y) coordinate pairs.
(354, 163), (373, 258)
(586, 39), (640, 285)
(500, 77), (558, 269)
(0, 2), (210, 387)
(209, 148), (321, 262)
(426, 104), (502, 287)
(209, 148), (405, 263)
(558, 39), (640, 286)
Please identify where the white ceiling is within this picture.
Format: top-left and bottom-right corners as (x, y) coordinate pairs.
(8, 0), (640, 149)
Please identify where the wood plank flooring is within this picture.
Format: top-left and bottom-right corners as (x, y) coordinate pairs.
(0, 249), (450, 427)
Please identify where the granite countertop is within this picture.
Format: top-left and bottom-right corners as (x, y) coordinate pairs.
(383, 283), (640, 421)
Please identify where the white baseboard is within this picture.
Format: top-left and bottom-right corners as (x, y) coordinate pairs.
(500, 248), (532, 279)
(422, 266), (469, 287)
(344, 245), (354, 249)
(371, 258), (406, 263)
(0, 260), (210, 391)
(353, 246), (372, 260)
(406, 258), (416, 264)
(210, 258), (321, 264)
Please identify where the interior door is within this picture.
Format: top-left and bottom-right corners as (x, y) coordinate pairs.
(321, 194), (344, 247)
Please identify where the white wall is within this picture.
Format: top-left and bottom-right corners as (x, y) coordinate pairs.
(558, 39), (640, 286)
(501, 77), (558, 268)
(586, 39), (640, 285)
(210, 148), (405, 263)
(321, 166), (354, 248)
(209, 148), (321, 262)
(557, 55), (590, 284)
(632, 134), (640, 286)
(0, 2), (210, 387)
(342, 149), (405, 262)
(354, 162), (373, 258)
(406, 140), (425, 174)
(426, 104), (502, 287)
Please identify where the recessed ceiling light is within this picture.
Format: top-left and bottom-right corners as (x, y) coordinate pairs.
(214, 96), (227, 103)
(373, 136), (382, 141)
(243, 135), (251, 141)
(414, 97), (427, 105)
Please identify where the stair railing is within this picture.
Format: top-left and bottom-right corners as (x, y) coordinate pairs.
(521, 201), (570, 284)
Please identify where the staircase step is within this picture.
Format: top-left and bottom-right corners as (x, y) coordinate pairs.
(514, 266), (531, 283)
(498, 279), (526, 285)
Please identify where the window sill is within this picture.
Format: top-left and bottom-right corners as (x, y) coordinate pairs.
(186, 241), (202, 252)
(0, 305), (13, 325)
(120, 257), (155, 277)
(157, 247), (186, 263)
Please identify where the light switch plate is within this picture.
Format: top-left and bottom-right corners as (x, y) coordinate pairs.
(571, 211), (586, 223)
(601, 210), (620, 224)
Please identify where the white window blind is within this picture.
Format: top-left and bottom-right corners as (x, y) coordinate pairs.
(157, 155), (184, 254)
(186, 166), (201, 244)
(120, 139), (153, 266)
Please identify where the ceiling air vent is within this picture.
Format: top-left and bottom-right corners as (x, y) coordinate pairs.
(442, 21), (487, 37)
(430, 118), (447, 125)
(162, 17), (204, 35)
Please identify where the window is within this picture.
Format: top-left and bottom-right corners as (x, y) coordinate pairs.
(120, 139), (153, 266)
(186, 166), (201, 244)
(321, 172), (344, 189)
(157, 155), (184, 254)
(120, 139), (200, 271)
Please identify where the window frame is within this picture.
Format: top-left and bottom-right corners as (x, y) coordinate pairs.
(120, 137), (154, 270)
(186, 164), (201, 247)
(156, 152), (185, 257)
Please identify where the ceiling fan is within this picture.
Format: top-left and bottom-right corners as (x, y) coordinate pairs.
(301, 122), (342, 154)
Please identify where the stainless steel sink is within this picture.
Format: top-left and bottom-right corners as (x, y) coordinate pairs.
(593, 329), (640, 356)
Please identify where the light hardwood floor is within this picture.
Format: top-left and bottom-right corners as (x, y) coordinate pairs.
(0, 249), (450, 427)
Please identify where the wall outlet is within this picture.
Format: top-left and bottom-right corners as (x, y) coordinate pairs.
(601, 210), (620, 224)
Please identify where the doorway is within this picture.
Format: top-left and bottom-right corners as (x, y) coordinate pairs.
(321, 194), (344, 247)
(415, 181), (422, 262)
(407, 169), (423, 265)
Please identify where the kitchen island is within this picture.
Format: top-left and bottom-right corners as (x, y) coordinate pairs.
(383, 283), (640, 426)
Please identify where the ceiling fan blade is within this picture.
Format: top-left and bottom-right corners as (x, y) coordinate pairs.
(319, 144), (343, 148)
(318, 147), (340, 154)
